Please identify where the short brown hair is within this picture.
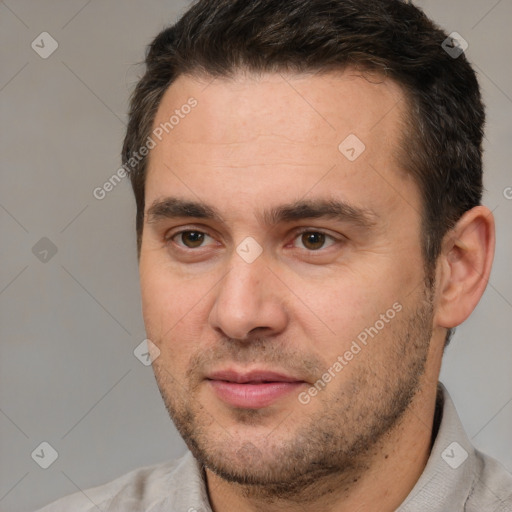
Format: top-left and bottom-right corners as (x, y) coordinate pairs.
(123, 0), (484, 306)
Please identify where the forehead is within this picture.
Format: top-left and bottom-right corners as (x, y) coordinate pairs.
(151, 69), (406, 155)
(145, 69), (416, 225)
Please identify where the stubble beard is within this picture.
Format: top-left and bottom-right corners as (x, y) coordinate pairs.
(151, 286), (434, 502)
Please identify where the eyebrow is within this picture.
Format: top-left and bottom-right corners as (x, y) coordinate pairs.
(262, 199), (377, 228)
(146, 197), (378, 228)
(146, 197), (223, 224)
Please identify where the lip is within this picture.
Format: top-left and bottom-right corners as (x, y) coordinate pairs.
(206, 369), (306, 409)
(207, 369), (303, 384)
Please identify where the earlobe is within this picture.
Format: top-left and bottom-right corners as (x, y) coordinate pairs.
(434, 206), (495, 329)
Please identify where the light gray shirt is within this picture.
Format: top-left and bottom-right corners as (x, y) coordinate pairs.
(36, 384), (512, 511)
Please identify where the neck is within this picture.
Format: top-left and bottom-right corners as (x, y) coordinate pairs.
(205, 381), (439, 512)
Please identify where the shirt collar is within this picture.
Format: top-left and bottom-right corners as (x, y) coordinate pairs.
(154, 383), (477, 512)
(398, 382), (479, 511)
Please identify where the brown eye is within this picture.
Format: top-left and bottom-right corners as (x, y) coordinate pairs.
(300, 232), (327, 250)
(176, 231), (206, 248)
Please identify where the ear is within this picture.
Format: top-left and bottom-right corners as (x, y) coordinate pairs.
(434, 206), (495, 329)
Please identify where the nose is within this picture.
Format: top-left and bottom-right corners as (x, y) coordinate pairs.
(208, 252), (289, 341)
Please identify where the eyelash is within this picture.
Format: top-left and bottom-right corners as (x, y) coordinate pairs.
(165, 227), (341, 252)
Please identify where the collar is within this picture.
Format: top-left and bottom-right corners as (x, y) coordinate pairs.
(155, 383), (479, 512)
(398, 382), (479, 511)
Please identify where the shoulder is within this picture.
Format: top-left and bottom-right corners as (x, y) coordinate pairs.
(466, 449), (512, 512)
(35, 451), (202, 512)
(398, 384), (512, 512)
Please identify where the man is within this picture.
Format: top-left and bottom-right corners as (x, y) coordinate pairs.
(38, 0), (512, 510)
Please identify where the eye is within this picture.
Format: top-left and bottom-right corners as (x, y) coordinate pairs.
(170, 230), (214, 249)
(292, 230), (337, 251)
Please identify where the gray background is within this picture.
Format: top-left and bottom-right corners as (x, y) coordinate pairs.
(0, 1), (511, 511)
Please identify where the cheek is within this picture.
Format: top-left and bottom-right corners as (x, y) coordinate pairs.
(291, 264), (408, 352)
(139, 259), (213, 344)
(140, 271), (213, 378)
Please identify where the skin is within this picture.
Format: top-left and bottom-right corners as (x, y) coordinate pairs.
(139, 70), (495, 512)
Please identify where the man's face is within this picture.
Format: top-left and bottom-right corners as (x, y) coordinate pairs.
(139, 70), (436, 491)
